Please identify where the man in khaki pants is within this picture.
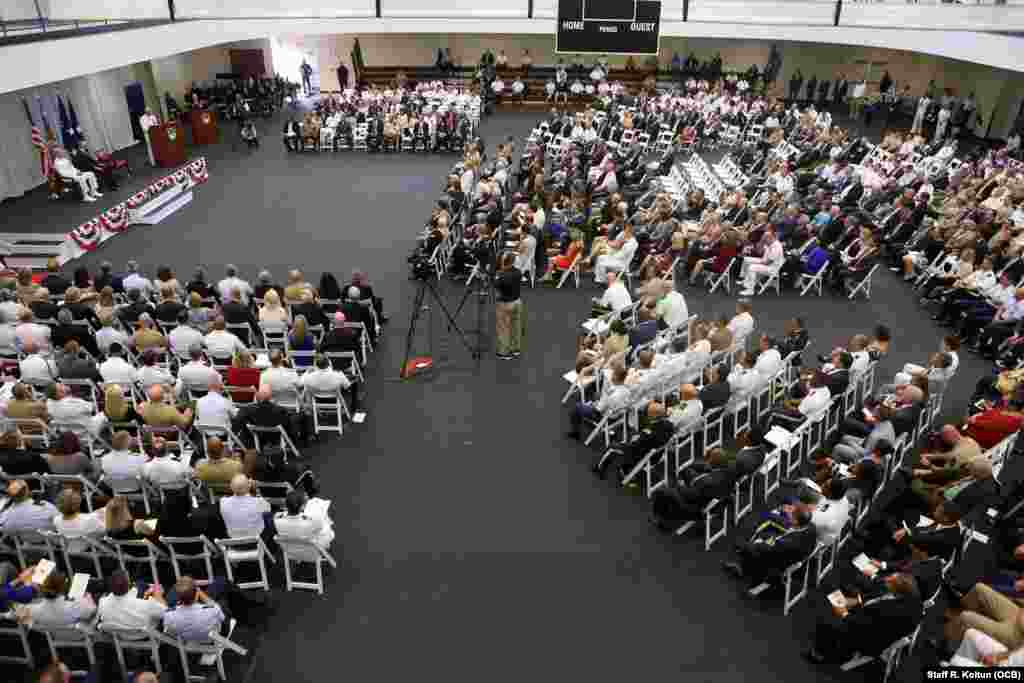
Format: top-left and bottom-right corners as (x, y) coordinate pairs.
(946, 583), (1024, 650)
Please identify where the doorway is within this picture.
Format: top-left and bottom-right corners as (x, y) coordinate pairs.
(124, 81), (146, 142)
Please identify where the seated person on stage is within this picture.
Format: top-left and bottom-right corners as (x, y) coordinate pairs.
(804, 572), (922, 664)
(241, 119), (259, 148)
(52, 147), (102, 202)
(721, 506), (818, 586)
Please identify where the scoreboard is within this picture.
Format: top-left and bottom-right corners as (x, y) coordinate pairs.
(556, 0), (661, 56)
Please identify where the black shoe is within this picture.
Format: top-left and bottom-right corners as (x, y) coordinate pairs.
(512, 351), (521, 357)
(722, 561), (745, 579)
(802, 649), (826, 665)
(496, 352), (514, 359)
(567, 431), (581, 440)
(591, 462), (607, 479)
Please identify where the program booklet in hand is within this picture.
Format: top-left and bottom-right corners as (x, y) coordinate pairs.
(68, 573), (90, 600)
(852, 553), (879, 577)
(31, 559), (56, 585)
(827, 590), (846, 609)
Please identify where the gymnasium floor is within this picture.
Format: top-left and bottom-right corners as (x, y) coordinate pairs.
(0, 106), (992, 682)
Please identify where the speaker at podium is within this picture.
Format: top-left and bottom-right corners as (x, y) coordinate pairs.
(149, 122), (186, 168)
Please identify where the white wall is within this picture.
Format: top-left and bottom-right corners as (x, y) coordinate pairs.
(1, 0), (44, 21)
(3, 18), (1024, 96)
(176, 0), (375, 17)
(48, 0), (171, 20)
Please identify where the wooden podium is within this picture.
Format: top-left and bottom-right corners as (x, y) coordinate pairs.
(149, 122), (186, 168)
(190, 109), (219, 145)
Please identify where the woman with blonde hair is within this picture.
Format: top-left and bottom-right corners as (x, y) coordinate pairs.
(187, 291), (213, 332)
(259, 289), (289, 324)
(288, 315), (316, 367)
(227, 350), (261, 402)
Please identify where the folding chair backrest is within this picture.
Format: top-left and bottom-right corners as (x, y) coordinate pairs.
(160, 535), (220, 585)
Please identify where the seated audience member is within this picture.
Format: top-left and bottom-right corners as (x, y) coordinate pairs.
(221, 287), (259, 343)
(227, 351), (262, 402)
(805, 572), (922, 664)
(168, 309), (204, 357)
(99, 342), (137, 385)
(19, 340), (57, 387)
(320, 312), (362, 355)
(0, 479), (57, 532)
(122, 260), (155, 300)
(97, 568), (167, 632)
(0, 429), (49, 476)
(48, 382), (107, 437)
(302, 354), (360, 411)
(118, 289), (154, 328)
(260, 350), (301, 401)
(699, 365), (732, 412)
(186, 266), (216, 300)
(592, 271), (632, 314)
(217, 264), (253, 305)
(163, 575), (227, 643)
(275, 489), (335, 550)
(288, 315), (317, 368)
(649, 447), (738, 530)
(187, 291), (214, 332)
(220, 473), (272, 539)
(176, 345), (219, 398)
(347, 269), (387, 322)
(204, 316), (247, 361)
(761, 370), (831, 432)
(52, 488), (104, 548)
(945, 582), (1024, 653)
(24, 571), (97, 628)
(567, 365), (633, 441)
(727, 300), (756, 343)
(340, 287), (375, 341)
(50, 310), (96, 358)
(195, 377), (238, 431)
(103, 384), (139, 425)
(668, 383), (703, 432)
(0, 562), (39, 611)
(45, 432), (95, 480)
(142, 437), (192, 489)
(254, 270), (284, 302)
(964, 395), (1024, 449)
(139, 384), (193, 429)
(195, 437), (244, 495)
(948, 629), (1024, 667)
(259, 289), (289, 325)
(55, 342), (100, 385)
(628, 307), (659, 351)
(131, 314), (167, 353)
(6, 383), (48, 423)
(593, 401), (674, 480)
(16, 307), (52, 351)
(233, 385), (307, 445)
(136, 349), (174, 388)
(154, 284), (186, 324)
(721, 507), (818, 587)
(709, 317), (734, 352)
(95, 312), (130, 356)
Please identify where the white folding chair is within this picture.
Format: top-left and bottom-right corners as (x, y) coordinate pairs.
(107, 537), (168, 584)
(556, 252), (582, 289)
(166, 625), (247, 683)
(797, 259), (830, 296)
(675, 497), (729, 550)
(215, 536), (276, 591)
(310, 389), (349, 436)
(707, 257), (736, 294)
(99, 624), (166, 680)
(0, 611), (34, 669)
(277, 536), (339, 594)
(34, 623), (101, 678)
(848, 264), (880, 300)
(161, 535), (221, 586)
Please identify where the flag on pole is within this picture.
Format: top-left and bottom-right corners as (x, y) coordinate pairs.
(68, 97), (83, 141)
(23, 96), (50, 177)
(58, 95), (77, 150)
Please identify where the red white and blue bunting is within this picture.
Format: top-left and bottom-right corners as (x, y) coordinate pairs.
(60, 156), (210, 264)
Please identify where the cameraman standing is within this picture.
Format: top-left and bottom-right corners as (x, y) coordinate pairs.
(494, 252), (523, 360)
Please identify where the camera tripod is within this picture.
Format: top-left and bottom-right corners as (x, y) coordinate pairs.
(399, 276), (481, 380)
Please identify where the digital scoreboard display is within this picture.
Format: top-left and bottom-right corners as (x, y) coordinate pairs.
(556, 0), (661, 56)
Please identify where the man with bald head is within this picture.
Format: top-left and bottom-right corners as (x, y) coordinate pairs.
(232, 385), (305, 446)
(18, 339), (57, 387)
(913, 425), (982, 482)
(139, 384), (193, 428)
(220, 473), (274, 540)
(194, 376), (237, 430)
(15, 310), (51, 353)
(195, 437), (244, 494)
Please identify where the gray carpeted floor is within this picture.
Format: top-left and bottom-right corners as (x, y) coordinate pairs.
(0, 107), (993, 683)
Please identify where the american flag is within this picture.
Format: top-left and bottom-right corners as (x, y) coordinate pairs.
(23, 96), (50, 177)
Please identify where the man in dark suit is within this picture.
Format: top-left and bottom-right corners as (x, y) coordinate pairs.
(55, 340), (102, 383)
(118, 289), (154, 327)
(29, 290), (59, 322)
(698, 365), (731, 412)
(293, 291), (330, 331)
(60, 290), (99, 328)
(649, 447), (738, 530)
(806, 573), (922, 664)
(723, 507), (819, 587)
(594, 401), (675, 480)
(340, 286), (376, 344)
(823, 351), (852, 396)
(232, 386), (306, 446)
(51, 310), (99, 358)
(628, 307), (659, 353)
(221, 287), (258, 333)
(40, 260), (71, 297)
